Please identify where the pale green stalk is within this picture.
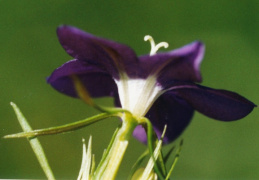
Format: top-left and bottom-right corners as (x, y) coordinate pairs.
(10, 102), (55, 180)
(94, 113), (137, 179)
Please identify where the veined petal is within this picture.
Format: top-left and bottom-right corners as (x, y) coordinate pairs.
(133, 93), (194, 144)
(139, 41), (204, 83)
(133, 81), (255, 144)
(168, 82), (256, 121)
(57, 25), (139, 79)
(47, 59), (118, 98)
(49, 26), (256, 146)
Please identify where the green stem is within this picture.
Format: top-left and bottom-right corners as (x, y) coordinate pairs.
(4, 113), (115, 139)
(94, 113), (137, 179)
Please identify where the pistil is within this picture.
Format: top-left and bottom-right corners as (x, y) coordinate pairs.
(144, 35), (169, 55)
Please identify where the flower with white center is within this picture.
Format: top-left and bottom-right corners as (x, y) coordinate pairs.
(47, 25), (255, 143)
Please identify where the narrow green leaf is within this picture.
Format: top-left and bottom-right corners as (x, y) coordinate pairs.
(4, 113), (117, 139)
(145, 118), (166, 180)
(141, 126), (167, 180)
(10, 102), (55, 180)
(157, 146), (167, 177)
(128, 149), (149, 180)
(164, 145), (175, 164)
(93, 127), (120, 178)
(165, 139), (183, 180)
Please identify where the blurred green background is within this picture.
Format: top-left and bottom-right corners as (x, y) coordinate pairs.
(0, 0), (258, 179)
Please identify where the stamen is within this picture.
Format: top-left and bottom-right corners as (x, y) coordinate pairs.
(144, 35), (169, 56)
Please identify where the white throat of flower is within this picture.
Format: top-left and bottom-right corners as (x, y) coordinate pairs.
(115, 35), (169, 118)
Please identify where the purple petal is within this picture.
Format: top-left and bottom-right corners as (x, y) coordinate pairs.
(57, 25), (139, 79)
(47, 59), (118, 98)
(168, 82), (256, 121)
(133, 93), (194, 144)
(139, 41), (204, 83)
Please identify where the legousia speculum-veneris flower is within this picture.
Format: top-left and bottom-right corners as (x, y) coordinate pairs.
(48, 26), (255, 143)
(5, 25), (256, 180)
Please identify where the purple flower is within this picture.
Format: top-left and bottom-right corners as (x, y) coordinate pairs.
(47, 25), (256, 144)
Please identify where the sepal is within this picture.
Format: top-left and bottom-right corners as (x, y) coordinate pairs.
(77, 136), (94, 180)
(4, 113), (117, 139)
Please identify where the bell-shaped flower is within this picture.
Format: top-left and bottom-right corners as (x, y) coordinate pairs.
(47, 26), (256, 144)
